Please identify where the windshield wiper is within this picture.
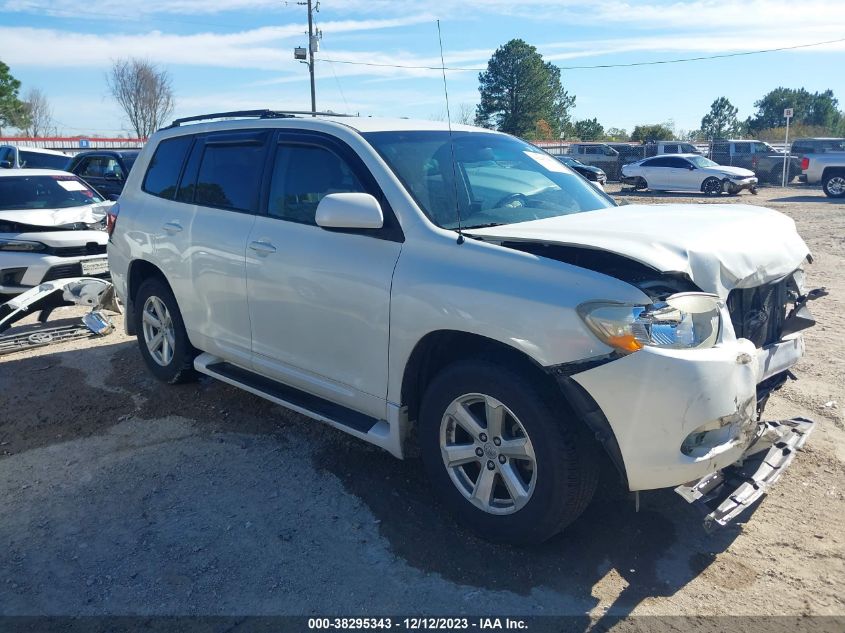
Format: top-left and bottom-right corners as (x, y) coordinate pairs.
(463, 222), (507, 230)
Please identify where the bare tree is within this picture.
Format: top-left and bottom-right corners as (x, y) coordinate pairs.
(456, 103), (475, 125)
(22, 88), (54, 137)
(107, 58), (175, 139)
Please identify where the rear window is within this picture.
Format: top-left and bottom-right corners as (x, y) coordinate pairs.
(0, 175), (104, 210)
(20, 150), (68, 170)
(142, 136), (193, 199)
(193, 141), (267, 213)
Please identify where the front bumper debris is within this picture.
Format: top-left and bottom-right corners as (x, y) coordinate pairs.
(675, 417), (815, 528)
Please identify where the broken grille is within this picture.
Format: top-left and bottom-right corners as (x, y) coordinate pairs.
(726, 278), (790, 348)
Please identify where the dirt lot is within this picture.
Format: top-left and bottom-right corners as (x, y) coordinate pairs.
(0, 185), (843, 621)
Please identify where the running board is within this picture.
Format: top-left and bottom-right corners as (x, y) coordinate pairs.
(193, 353), (406, 457)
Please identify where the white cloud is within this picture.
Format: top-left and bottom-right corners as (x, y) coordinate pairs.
(4, 0), (845, 34)
(0, 15), (435, 70)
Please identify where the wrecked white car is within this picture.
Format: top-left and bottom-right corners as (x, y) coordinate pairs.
(0, 169), (111, 296)
(108, 114), (824, 543)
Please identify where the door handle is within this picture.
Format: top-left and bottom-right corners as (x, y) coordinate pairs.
(162, 221), (183, 234)
(248, 240), (277, 254)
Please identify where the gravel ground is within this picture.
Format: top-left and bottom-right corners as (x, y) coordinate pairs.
(0, 184), (843, 620)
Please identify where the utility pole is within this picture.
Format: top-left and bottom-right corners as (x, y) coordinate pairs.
(782, 107), (793, 187)
(306, 0), (316, 115)
(295, 0), (318, 115)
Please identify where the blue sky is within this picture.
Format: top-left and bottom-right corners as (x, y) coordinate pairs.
(0, 0), (843, 137)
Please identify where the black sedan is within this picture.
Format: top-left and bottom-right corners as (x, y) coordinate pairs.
(66, 150), (140, 199)
(556, 155), (607, 188)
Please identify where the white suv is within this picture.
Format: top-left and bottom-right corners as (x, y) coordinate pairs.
(108, 111), (819, 543)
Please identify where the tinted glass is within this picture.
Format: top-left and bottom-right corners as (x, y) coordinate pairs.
(645, 157), (672, 167)
(733, 143), (750, 154)
(79, 156), (124, 179)
(194, 142), (266, 213)
(142, 136), (193, 199)
(268, 144), (364, 224)
(364, 131), (615, 230)
(0, 175), (105, 210)
(665, 157), (689, 168)
(20, 150), (68, 170)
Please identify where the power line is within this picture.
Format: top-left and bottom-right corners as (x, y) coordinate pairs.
(317, 36), (845, 72)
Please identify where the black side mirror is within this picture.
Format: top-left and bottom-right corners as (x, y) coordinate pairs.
(107, 194), (120, 201)
(0, 160), (11, 169)
(688, 164), (695, 170)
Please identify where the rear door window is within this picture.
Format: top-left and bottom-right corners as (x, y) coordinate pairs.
(192, 133), (269, 213)
(143, 136), (193, 200)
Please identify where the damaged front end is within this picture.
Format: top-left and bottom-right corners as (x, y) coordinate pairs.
(0, 278), (122, 351)
(676, 417), (816, 528)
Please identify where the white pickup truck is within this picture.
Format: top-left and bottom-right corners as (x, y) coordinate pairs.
(801, 153), (845, 198)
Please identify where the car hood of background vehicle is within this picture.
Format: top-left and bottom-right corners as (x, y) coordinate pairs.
(708, 165), (756, 178)
(4, 229), (109, 248)
(0, 202), (112, 228)
(466, 203), (810, 298)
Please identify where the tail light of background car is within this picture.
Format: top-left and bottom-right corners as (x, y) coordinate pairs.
(801, 157), (810, 170)
(106, 203), (120, 237)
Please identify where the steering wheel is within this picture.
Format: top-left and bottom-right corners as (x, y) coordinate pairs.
(494, 193), (528, 208)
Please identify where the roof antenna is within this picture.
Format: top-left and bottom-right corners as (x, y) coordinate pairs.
(436, 19), (464, 245)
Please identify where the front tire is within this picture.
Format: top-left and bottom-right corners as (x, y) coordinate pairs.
(419, 360), (599, 544)
(134, 277), (198, 384)
(822, 171), (845, 198)
(702, 177), (722, 196)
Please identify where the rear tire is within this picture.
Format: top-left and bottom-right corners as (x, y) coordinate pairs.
(419, 360), (599, 544)
(134, 277), (198, 384)
(822, 171), (845, 198)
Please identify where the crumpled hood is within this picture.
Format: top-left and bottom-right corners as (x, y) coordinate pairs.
(466, 204), (810, 298)
(709, 165), (756, 178)
(0, 202), (112, 228)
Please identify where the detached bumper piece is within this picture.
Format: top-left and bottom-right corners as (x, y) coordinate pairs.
(675, 417), (816, 528)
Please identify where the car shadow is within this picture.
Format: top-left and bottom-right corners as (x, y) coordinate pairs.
(315, 440), (750, 618)
(767, 195), (839, 203)
(0, 341), (751, 619)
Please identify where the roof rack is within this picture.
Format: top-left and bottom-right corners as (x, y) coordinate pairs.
(167, 109), (355, 128)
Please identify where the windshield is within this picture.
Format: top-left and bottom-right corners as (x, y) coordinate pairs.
(688, 156), (719, 168)
(558, 156), (584, 167)
(20, 150), (69, 170)
(363, 131), (615, 229)
(0, 175), (105, 210)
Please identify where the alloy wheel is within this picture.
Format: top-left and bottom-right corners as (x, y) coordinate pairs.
(439, 393), (537, 515)
(141, 295), (175, 366)
(827, 176), (845, 196)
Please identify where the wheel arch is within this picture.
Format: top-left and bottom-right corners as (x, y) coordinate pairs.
(399, 329), (626, 482)
(822, 166), (845, 180)
(125, 259), (171, 335)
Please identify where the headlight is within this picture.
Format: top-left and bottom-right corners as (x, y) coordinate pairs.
(578, 292), (722, 353)
(0, 239), (46, 252)
(729, 174), (748, 180)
